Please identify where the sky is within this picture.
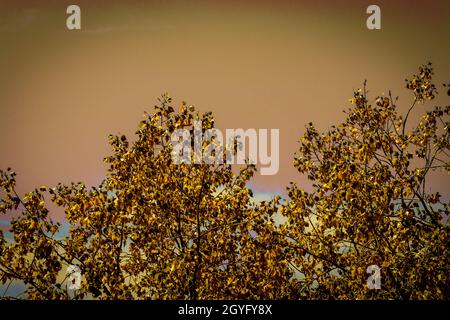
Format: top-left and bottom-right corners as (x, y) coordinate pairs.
(0, 0), (449, 224)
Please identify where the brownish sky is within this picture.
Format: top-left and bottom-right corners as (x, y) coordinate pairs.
(0, 0), (449, 221)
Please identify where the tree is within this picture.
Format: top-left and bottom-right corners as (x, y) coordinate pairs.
(281, 63), (449, 299)
(0, 94), (292, 299)
(0, 64), (448, 300)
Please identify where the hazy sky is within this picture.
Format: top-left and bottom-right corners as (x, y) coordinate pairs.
(0, 0), (449, 222)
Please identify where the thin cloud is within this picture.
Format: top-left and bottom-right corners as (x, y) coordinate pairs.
(84, 23), (175, 34)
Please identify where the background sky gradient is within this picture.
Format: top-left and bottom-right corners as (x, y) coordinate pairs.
(0, 0), (449, 224)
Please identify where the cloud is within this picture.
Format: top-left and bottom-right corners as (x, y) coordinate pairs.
(84, 23), (175, 35)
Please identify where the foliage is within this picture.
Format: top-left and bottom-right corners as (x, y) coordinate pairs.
(0, 64), (448, 299)
(0, 95), (291, 299)
(282, 63), (449, 299)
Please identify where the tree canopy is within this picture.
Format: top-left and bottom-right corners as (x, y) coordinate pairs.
(0, 64), (448, 299)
